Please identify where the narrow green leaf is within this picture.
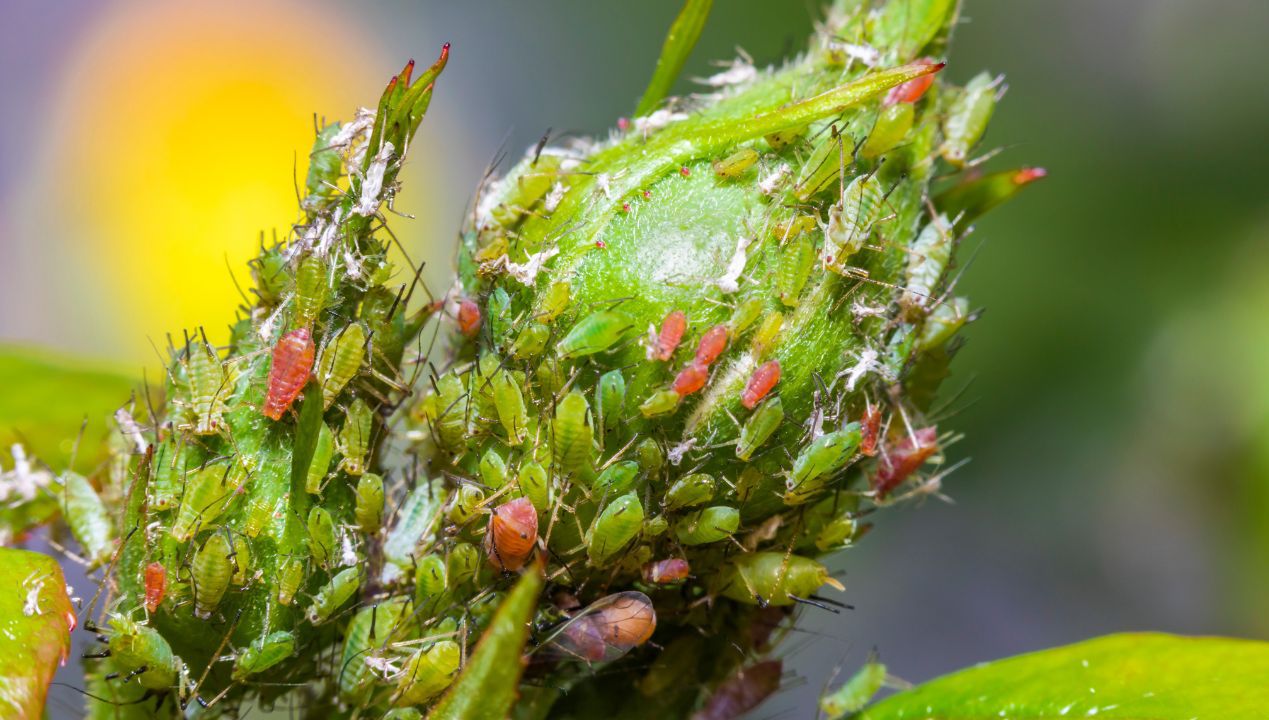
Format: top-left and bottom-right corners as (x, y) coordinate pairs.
(427, 566), (544, 720)
(290, 381), (324, 494)
(0, 548), (74, 719)
(634, 0), (713, 117)
(860, 633), (1269, 720)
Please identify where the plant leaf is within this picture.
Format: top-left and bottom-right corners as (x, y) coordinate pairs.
(859, 633), (1269, 720)
(0, 548), (75, 719)
(427, 564), (544, 720)
(634, 0), (713, 117)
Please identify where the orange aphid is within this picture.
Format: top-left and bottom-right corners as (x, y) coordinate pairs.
(144, 561), (167, 613)
(457, 298), (482, 337)
(672, 363), (709, 397)
(872, 426), (939, 497)
(642, 558), (690, 584)
(741, 360), (781, 409)
(263, 326), (315, 420)
(1013, 167), (1048, 185)
(860, 402), (882, 457)
(884, 58), (943, 106)
(694, 325), (729, 366)
(484, 497), (538, 572)
(652, 310), (687, 361)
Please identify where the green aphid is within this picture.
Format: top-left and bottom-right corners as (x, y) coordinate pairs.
(491, 153), (562, 226)
(510, 323), (550, 359)
(307, 566), (361, 625)
(491, 370), (529, 445)
(717, 552), (839, 606)
(664, 473), (715, 510)
(149, 436), (187, 511)
(186, 341), (228, 435)
(395, 640), (460, 707)
(469, 354), (502, 428)
(339, 598), (410, 706)
(302, 123), (343, 214)
(557, 310), (635, 359)
(796, 130), (846, 202)
(593, 461), (640, 497)
(861, 102), (916, 159)
(901, 216), (954, 313)
(534, 359), (568, 398)
(170, 463), (233, 541)
(816, 513), (859, 552)
(60, 472), (113, 567)
(751, 312), (784, 360)
(293, 255), (329, 328)
(517, 461), (552, 511)
(243, 495), (275, 538)
(107, 616), (180, 690)
(674, 506), (739, 545)
(277, 558), (305, 606)
(305, 421), (335, 495)
(307, 506), (337, 567)
(587, 492), (644, 565)
(825, 173), (887, 270)
(447, 542), (480, 587)
(636, 437), (664, 477)
(643, 515), (669, 538)
(232, 630), (296, 681)
(737, 397), (784, 461)
(479, 449), (509, 489)
(765, 125), (806, 151)
(231, 536), (252, 585)
(538, 281), (571, 322)
(192, 533), (234, 618)
(251, 246), (290, 306)
(598, 369), (626, 432)
(820, 657), (887, 719)
(916, 296), (969, 352)
(486, 286), (513, 341)
(728, 296), (765, 337)
(551, 391), (593, 475)
(712, 147), (760, 179)
(941, 71), (998, 167)
(448, 484), (485, 525)
(337, 398), (374, 476)
(384, 709), (424, 720)
(414, 553), (448, 610)
(777, 234), (817, 307)
(355, 472), (386, 534)
(318, 322), (367, 409)
(384, 484), (441, 575)
(639, 389), (681, 418)
(785, 424), (863, 504)
(428, 373), (468, 452)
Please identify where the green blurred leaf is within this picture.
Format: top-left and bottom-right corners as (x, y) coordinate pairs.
(0, 548), (74, 718)
(634, 0), (713, 117)
(0, 344), (139, 471)
(427, 566), (544, 720)
(860, 633), (1269, 719)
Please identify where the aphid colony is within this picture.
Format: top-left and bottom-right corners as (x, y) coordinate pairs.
(64, 1), (1038, 717)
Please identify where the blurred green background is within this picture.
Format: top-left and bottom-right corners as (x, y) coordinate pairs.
(2, 0), (1266, 717)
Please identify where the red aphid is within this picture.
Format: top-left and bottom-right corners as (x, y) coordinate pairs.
(741, 360), (781, 409)
(457, 298), (481, 337)
(484, 497), (539, 572)
(595, 239), (608, 250)
(694, 325), (729, 366)
(872, 426), (939, 497)
(692, 660), (783, 720)
(653, 310), (687, 361)
(617, 117), (631, 132)
(672, 363), (709, 397)
(621, 202), (632, 213)
(144, 561), (167, 613)
(642, 190), (652, 200)
(263, 326), (315, 420)
(642, 558), (690, 584)
(860, 402), (882, 457)
(680, 166), (691, 177)
(883, 58), (943, 106)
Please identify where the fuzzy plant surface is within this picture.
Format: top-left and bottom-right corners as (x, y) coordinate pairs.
(46, 1), (1047, 718)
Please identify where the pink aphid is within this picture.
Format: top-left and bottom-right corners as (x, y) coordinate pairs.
(872, 426), (939, 497)
(263, 326), (315, 420)
(883, 58), (944, 106)
(860, 403), (882, 457)
(741, 361), (781, 409)
(694, 325), (729, 367)
(653, 310), (687, 361)
(672, 363), (709, 397)
(642, 558), (690, 584)
(457, 299), (481, 337)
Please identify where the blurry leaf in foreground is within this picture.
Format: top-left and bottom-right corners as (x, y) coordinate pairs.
(0, 548), (75, 718)
(860, 633), (1269, 720)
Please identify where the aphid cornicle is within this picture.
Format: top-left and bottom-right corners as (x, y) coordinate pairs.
(713, 147), (759, 178)
(339, 598), (410, 705)
(741, 360), (781, 409)
(106, 616), (180, 690)
(307, 567), (360, 625)
(542, 591), (657, 662)
(674, 505), (740, 545)
(551, 391), (594, 475)
(491, 370), (529, 445)
(277, 558), (305, 606)
(232, 631), (296, 681)
(873, 426), (939, 497)
(737, 397), (784, 460)
(192, 532), (234, 618)
(588, 493), (644, 565)
(664, 473), (715, 510)
(652, 310), (687, 361)
(317, 321), (367, 409)
(785, 423), (863, 504)
(717, 552), (840, 606)
(60, 471), (113, 567)
(293, 255), (329, 328)
(598, 369), (626, 431)
(593, 461), (640, 497)
(307, 506), (337, 566)
(777, 235), (816, 307)
(263, 326), (315, 420)
(557, 310), (636, 360)
(186, 341), (228, 435)
(305, 421), (335, 495)
(337, 398), (373, 475)
(821, 657), (887, 719)
(395, 640), (460, 706)
(484, 497), (539, 572)
(517, 460), (552, 511)
(642, 558), (690, 584)
(144, 561), (167, 613)
(355, 472), (385, 534)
